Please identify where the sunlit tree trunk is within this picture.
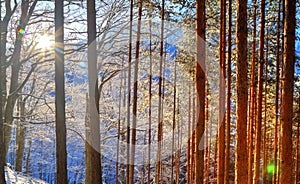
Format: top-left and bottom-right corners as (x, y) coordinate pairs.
(217, 0), (226, 182)
(225, 0), (232, 182)
(280, 0), (296, 182)
(273, 1), (282, 183)
(235, 0), (248, 182)
(253, 0), (265, 183)
(248, 1), (257, 183)
(195, 0), (206, 183)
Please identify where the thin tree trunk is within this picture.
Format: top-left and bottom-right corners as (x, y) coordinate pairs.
(253, 0), (265, 183)
(280, 0), (295, 182)
(126, 0), (134, 182)
(217, 0), (226, 182)
(248, 1), (257, 183)
(55, 0), (67, 183)
(225, 0), (232, 182)
(262, 31), (269, 184)
(172, 59), (177, 183)
(195, 0), (206, 183)
(186, 81), (191, 183)
(235, 0), (248, 182)
(0, 1), (5, 180)
(155, 0), (165, 182)
(128, 1), (143, 183)
(273, 1), (282, 183)
(147, 18), (153, 184)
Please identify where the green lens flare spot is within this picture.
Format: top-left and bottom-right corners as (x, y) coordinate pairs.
(267, 163), (275, 174)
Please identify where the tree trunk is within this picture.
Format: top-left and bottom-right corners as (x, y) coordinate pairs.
(55, 0), (68, 183)
(248, 1), (257, 183)
(0, 1), (5, 182)
(253, 0), (265, 183)
(155, 0), (165, 182)
(280, 0), (295, 182)
(273, 0), (281, 182)
(295, 96), (300, 184)
(235, 0), (248, 183)
(217, 0), (226, 182)
(195, 0), (206, 183)
(86, 0), (102, 183)
(126, 0), (134, 182)
(128, 0), (143, 183)
(225, 0), (232, 182)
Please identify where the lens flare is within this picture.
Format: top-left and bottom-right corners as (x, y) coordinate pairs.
(17, 27), (27, 36)
(267, 163), (276, 174)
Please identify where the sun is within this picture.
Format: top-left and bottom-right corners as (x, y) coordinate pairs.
(37, 34), (53, 49)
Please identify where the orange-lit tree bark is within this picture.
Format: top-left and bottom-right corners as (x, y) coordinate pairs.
(280, 0), (295, 182)
(248, 1), (257, 183)
(235, 0), (248, 183)
(225, 0), (232, 182)
(195, 0), (206, 183)
(273, 1), (282, 183)
(262, 32), (269, 184)
(217, 0), (226, 182)
(253, 0), (265, 183)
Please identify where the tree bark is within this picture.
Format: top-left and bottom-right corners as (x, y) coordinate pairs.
(225, 0), (232, 182)
(235, 0), (248, 183)
(280, 0), (295, 182)
(217, 0), (226, 182)
(128, 0), (143, 183)
(55, 0), (68, 183)
(253, 0), (265, 183)
(195, 0), (206, 183)
(86, 0), (102, 183)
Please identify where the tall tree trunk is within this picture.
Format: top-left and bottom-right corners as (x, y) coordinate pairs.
(217, 0), (226, 182)
(55, 0), (67, 183)
(253, 0), (265, 183)
(225, 0), (232, 182)
(248, 1), (257, 183)
(195, 0), (206, 183)
(129, 0), (143, 183)
(147, 18), (153, 184)
(126, 0), (134, 182)
(0, 0), (5, 181)
(86, 0), (102, 183)
(262, 32), (269, 184)
(235, 0), (248, 183)
(273, 1), (282, 184)
(172, 59), (177, 183)
(155, 0), (165, 182)
(280, 0), (295, 182)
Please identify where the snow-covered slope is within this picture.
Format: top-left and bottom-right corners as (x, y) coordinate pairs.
(5, 166), (48, 184)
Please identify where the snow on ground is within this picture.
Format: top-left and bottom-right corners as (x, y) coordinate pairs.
(5, 165), (48, 184)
